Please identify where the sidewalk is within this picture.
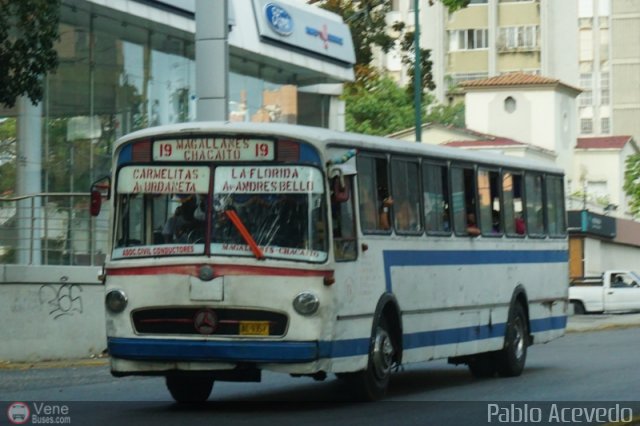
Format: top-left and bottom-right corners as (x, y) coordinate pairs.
(566, 312), (640, 332)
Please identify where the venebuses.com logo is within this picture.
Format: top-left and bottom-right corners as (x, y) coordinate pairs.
(6, 401), (71, 424)
(7, 402), (30, 424)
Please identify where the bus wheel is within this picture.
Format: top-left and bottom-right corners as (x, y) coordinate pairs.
(495, 303), (528, 377)
(468, 353), (496, 378)
(166, 375), (214, 403)
(347, 316), (396, 401)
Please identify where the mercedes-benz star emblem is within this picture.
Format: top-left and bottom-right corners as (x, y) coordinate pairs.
(193, 309), (218, 335)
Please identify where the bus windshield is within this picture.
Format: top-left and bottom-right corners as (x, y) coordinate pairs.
(112, 164), (327, 263)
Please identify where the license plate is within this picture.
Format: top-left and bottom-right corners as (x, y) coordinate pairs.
(239, 321), (270, 336)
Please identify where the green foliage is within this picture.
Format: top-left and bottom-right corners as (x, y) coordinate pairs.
(0, 0), (61, 108)
(0, 118), (17, 195)
(425, 99), (465, 127)
(344, 75), (416, 135)
(623, 154), (640, 217)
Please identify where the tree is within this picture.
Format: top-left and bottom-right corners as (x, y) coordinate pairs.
(425, 96), (465, 127)
(0, 0), (61, 108)
(308, 0), (470, 87)
(344, 74), (416, 135)
(623, 154), (640, 217)
(0, 118), (17, 195)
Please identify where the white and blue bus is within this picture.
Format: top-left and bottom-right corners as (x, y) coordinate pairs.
(91, 122), (568, 402)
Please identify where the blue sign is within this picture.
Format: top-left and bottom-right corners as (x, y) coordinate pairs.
(265, 3), (294, 36)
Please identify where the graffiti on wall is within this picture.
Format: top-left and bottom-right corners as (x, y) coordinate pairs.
(39, 278), (83, 319)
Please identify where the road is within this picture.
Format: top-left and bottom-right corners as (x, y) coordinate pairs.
(1, 328), (640, 425)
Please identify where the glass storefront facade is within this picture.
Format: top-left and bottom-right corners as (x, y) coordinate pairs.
(0, 0), (347, 265)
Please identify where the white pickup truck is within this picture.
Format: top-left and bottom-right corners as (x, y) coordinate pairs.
(569, 270), (640, 314)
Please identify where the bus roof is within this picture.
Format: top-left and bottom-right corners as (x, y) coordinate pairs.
(114, 121), (565, 175)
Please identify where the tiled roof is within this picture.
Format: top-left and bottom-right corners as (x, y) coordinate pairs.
(576, 136), (633, 150)
(459, 72), (582, 93)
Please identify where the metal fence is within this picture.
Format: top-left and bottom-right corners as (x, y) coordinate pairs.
(0, 193), (109, 266)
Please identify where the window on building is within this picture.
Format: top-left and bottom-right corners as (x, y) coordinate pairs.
(579, 30), (593, 61)
(422, 162), (450, 234)
(449, 29), (489, 51)
(581, 118), (593, 134)
(449, 73), (489, 86)
(579, 73), (593, 106)
(469, 0), (488, 3)
(499, 26), (539, 49)
(504, 96), (517, 113)
(601, 117), (610, 134)
(600, 72), (610, 105)
(391, 159), (422, 233)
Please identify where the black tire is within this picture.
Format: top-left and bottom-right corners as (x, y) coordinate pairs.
(166, 375), (214, 403)
(468, 353), (497, 378)
(572, 300), (586, 315)
(495, 303), (528, 377)
(345, 316), (396, 401)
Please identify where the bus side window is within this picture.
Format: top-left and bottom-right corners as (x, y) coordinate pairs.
(546, 175), (566, 236)
(357, 155), (391, 232)
(478, 168), (502, 236)
(451, 165), (478, 236)
(525, 173), (545, 236)
(331, 176), (357, 261)
(391, 158), (422, 233)
(423, 162), (450, 234)
(503, 171), (525, 236)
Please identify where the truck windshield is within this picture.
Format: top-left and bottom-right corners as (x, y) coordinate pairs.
(112, 164), (327, 263)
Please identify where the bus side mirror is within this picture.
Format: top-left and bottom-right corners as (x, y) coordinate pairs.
(332, 175), (349, 203)
(90, 175), (111, 217)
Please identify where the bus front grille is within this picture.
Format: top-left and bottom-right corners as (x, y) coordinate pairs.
(131, 308), (288, 336)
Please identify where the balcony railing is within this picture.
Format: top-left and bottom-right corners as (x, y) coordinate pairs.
(0, 193), (108, 266)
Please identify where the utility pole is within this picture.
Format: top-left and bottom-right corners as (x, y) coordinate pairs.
(413, 0), (422, 142)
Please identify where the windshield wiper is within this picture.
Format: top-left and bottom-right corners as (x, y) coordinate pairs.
(224, 209), (265, 260)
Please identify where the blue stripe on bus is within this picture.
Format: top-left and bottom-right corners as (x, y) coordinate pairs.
(382, 249), (568, 292)
(108, 315), (566, 363)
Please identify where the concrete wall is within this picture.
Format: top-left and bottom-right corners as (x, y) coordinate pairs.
(0, 265), (105, 362)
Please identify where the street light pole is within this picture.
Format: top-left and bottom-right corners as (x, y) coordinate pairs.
(413, 0), (422, 142)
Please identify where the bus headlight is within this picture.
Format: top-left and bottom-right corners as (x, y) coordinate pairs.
(293, 292), (319, 316)
(105, 289), (128, 313)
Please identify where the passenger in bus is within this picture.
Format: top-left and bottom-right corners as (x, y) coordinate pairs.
(162, 205), (186, 243)
(395, 199), (418, 231)
(466, 212), (481, 236)
(515, 214), (526, 235)
(379, 196), (393, 230)
(163, 195), (203, 243)
(359, 190), (392, 230)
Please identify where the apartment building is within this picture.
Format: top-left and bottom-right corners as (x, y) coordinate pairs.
(383, 0), (640, 142)
(382, 0), (578, 103)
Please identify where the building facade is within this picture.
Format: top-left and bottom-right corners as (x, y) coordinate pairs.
(383, 0), (579, 104)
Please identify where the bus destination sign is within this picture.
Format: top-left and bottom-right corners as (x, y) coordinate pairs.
(214, 166), (324, 194)
(153, 137), (274, 162)
(117, 166), (210, 194)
